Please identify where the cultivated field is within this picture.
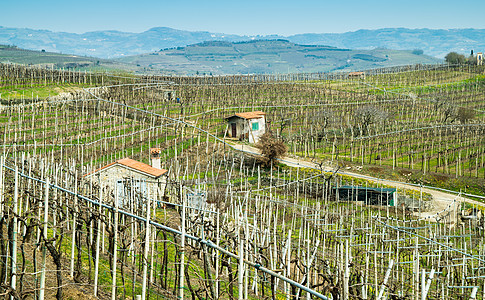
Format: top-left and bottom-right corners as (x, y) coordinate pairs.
(0, 63), (485, 299)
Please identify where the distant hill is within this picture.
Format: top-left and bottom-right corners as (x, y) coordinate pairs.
(287, 28), (485, 59)
(117, 39), (441, 75)
(0, 44), (133, 71)
(0, 41), (441, 75)
(0, 26), (252, 59)
(1, 26), (484, 59)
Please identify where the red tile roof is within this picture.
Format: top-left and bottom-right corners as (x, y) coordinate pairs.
(85, 158), (168, 178)
(226, 111), (266, 120)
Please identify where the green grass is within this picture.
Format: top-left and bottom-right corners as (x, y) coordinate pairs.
(0, 83), (92, 99)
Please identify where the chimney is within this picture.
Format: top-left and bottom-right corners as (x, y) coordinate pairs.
(150, 148), (161, 170)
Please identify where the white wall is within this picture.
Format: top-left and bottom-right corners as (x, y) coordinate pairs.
(227, 115), (266, 143)
(249, 116), (266, 143)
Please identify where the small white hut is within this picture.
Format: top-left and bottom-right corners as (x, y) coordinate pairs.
(477, 52), (483, 66)
(225, 111), (266, 143)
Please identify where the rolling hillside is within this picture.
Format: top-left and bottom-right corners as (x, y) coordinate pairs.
(117, 39), (442, 75)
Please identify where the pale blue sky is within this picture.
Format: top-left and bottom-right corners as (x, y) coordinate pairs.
(3, 0), (484, 35)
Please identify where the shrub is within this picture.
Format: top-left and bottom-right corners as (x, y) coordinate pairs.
(445, 52), (466, 64)
(255, 132), (287, 166)
(457, 107), (476, 124)
(412, 49), (424, 55)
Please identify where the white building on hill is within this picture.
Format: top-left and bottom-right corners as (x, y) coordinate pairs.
(225, 111), (266, 143)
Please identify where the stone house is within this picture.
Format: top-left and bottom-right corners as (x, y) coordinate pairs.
(84, 151), (168, 207)
(225, 111), (266, 143)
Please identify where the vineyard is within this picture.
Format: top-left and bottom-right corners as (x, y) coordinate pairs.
(1, 62), (485, 299)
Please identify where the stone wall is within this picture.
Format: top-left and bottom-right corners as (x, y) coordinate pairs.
(87, 164), (167, 205)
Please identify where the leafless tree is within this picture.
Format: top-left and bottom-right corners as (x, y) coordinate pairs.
(354, 105), (388, 135)
(310, 110), (332, 141)
(276, 111), (292, 138)
(442, 104), (457, 123)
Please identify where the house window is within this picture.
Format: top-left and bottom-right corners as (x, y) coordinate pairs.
(252, 122), (259, 131)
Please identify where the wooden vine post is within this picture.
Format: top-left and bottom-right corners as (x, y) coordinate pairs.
(179, 184), (186, 300)
(94, 187), (102, 297)
(39, 178), (50, 300)
(141, 185), (151, 299)
(70, 174), (78, 278)
(112, 183), (119, 300)
(10, 166), (19, 300)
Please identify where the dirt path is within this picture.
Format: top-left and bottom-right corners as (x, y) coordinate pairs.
(231, 143), (484, 222)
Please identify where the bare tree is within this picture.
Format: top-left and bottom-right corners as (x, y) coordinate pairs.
(354, 105), (388, 135)
(276, 111), (292, 138)
(442, 104), (457, 123)
(310, 110), (332, 141)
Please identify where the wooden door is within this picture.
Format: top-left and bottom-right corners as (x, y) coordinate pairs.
(231, 123), (237, 137)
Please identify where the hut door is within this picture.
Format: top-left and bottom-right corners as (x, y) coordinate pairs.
(231, 123), (237, 137)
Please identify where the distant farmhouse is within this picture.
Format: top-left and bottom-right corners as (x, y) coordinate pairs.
(84, 148), (168, 207)
(470, 50), (484, 65)
(225, 111), (266, 143)
(477, 52), (483, 66)
(348, 71), (365, 79)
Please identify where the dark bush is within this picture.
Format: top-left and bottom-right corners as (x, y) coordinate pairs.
(255, 132), (287, 166)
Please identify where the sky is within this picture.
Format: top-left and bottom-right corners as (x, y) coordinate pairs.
(2, 0), (485, 36)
